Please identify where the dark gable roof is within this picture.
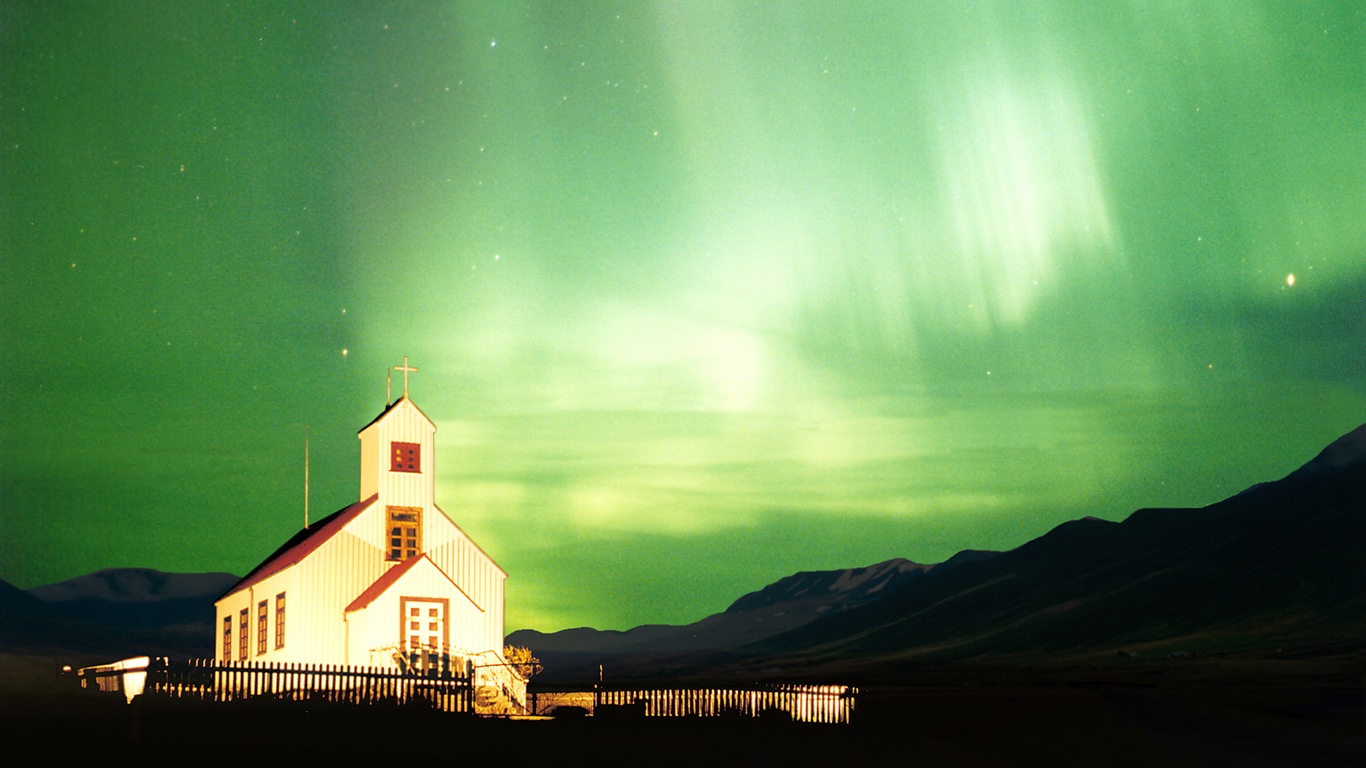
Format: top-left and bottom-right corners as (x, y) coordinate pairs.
(218, 494), (379, 601)
(356, 395), (436, 434)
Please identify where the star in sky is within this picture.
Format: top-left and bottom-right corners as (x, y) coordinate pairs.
(1, 0), (1362, 633)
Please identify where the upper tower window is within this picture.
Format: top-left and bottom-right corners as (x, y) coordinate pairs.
(387, 506), (422, 561)
(391, 441), (420, 473)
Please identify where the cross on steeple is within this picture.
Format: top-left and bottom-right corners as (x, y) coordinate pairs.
(394, 356), (418, 398)
(386, 356), (419, 404)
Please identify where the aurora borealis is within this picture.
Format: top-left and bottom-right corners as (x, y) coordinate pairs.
(2, 2), (1363, 633)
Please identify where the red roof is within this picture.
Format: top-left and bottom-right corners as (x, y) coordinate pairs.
(344, 554), (478, 614)
(345, 554), (423, 613)
(219, 494), (378, 600)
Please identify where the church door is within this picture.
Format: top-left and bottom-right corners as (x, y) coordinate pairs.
(401, 598), (448, 674)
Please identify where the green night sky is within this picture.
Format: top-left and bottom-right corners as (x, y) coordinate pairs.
(2, 2), (1362, 633)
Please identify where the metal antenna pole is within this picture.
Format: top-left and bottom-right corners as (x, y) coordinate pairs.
(305, 425), (310, 528)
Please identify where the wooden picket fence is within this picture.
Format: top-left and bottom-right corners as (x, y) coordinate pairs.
(78, 657), (474, 713)
(77, 658), (852, 723)
(592, 683), (856, 724)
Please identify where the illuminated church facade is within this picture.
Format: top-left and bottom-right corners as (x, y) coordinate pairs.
(214, 361), (514, 693)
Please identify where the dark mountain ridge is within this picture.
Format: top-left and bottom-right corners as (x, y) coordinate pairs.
(0, 569), (238, 660)
(745, 423), (1366, 674)
(27, 567), (238, 604)
(508, 558), (950, 663)
(519, 423), (1365, 682)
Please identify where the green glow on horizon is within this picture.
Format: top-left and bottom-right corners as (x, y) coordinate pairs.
(2, 1), (1363, 632)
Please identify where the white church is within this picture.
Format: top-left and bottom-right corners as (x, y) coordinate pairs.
(213, 358), (521, 707)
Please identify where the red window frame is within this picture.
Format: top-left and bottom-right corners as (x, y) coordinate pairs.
(256, 600), (268, 655)
(274, 592), (286, 650)
(386, 505), (422, 561)
(391, 441), (420, 473)
(238, 608), (249, 660)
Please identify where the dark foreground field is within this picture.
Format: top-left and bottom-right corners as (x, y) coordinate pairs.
(3, 656), (1361, 767)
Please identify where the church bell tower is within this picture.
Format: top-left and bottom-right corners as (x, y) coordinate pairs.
(356, 357), (437, 561)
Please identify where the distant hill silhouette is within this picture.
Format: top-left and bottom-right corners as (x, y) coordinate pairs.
(755, 423), (1366, 672)
(0, 569), (237, 662)
(518, 423), (1366, 682)
(508, 558), (958, 678)
(27, 568), (238, 605)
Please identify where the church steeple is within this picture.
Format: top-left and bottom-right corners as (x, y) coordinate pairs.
(358, 358), (436, 511)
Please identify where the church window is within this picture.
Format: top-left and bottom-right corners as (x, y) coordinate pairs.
(391, 442), (420, 473)
(238, 609), (249, 660)
(386, 505), (422, 561)
(222, 616), (231, 660)
(256, 601), (268, 655)
(274, 593), (286, 650)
